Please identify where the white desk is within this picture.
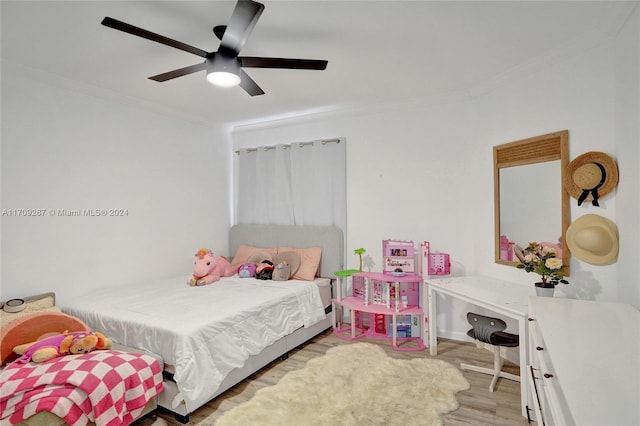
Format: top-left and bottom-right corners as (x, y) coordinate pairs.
(426, 276), (534, 419)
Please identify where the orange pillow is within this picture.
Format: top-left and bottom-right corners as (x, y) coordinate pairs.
(0, 312), (89, 365)
(230, 245), (278, 269)
(278, 247), (322, 281)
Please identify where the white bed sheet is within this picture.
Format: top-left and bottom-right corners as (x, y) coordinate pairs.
(63, 275), (326, 412)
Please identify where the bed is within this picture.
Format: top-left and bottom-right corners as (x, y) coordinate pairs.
(0, 293), (163, 426)
(62, 224), (344, 422)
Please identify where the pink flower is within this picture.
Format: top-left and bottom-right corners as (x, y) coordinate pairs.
(541, 246), (556, 256)
(516, 242), (569, 287)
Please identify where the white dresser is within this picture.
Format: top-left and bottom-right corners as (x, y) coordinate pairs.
(527, 297), (640, 425)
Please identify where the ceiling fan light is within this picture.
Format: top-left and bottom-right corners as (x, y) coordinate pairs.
(207, 71), (241, 87)
(206, 56), (241, 87)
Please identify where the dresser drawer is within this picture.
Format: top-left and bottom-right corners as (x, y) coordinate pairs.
(528, 298), (639, 425)
(528, 317), (571, 425)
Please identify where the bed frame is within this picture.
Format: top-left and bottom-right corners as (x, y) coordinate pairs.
(158, 224), (344, 423)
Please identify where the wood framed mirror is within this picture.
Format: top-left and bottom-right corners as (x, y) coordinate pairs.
(494, 130), (570, 275)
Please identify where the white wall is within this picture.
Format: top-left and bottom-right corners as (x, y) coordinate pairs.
(613, 5), (640, 306)
(234, 98), (481, 279)
(1, 69), (232, 304)
(1, 5), (636, 343)
(233, 10), (640, 340)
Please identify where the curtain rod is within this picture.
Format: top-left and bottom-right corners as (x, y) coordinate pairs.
(235, 138), (341, 155)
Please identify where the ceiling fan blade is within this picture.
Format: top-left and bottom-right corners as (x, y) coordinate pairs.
(213, 25), (226, 41)
(149, 62), (207, 82)
(102, 17), (209, 58)
(240, 57), (328, 70)
(219, 0), (264, 56)
(239, 69), (265, 96)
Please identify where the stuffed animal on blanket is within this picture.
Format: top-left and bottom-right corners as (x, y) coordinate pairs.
(255, 260), (275, 280)
(12, 331), (113, 364)
(237, 262), (257, 278)
(188, 248), (236, 286)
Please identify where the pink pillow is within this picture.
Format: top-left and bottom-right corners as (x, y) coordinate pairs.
(231, 245), (278, 269)
(278, 247), (322, 281)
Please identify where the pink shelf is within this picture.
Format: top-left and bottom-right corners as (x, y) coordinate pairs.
(334, 297), (423, 315)
(354, 272), (422, 283)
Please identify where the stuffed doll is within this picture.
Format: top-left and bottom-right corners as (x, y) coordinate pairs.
(255, 260), (275, 280)
(13, 330), (113, 364)
(271, 251), (301, 281)
(188, 248), (236, 286)
(272, 262), (291, 281)
(237, 262), (257, 278)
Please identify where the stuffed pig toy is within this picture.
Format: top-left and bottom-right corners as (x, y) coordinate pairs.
(13, 331), (113, 364)
(188, 248), (236, 286)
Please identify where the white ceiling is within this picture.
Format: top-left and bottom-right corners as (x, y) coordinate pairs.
(1, 1), (633, 127)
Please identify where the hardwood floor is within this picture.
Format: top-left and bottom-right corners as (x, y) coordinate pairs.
(136, 329), (530, 425)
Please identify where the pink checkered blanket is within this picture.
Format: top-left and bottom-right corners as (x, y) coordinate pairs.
(0, 350), (163, 426)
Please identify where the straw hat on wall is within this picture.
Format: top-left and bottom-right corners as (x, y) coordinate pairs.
(564, 151), (618, 206)
(566, 214), (619, 265)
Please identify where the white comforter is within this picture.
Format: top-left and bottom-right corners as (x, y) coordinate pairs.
(63, 275), (326, 412)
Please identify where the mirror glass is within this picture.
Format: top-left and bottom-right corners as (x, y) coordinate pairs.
(500, 162), (561, 245)
(494, 130), (570, 274)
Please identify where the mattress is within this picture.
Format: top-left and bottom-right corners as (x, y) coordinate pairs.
(63, 275), (326, 413)
(162, 276), (330, 378)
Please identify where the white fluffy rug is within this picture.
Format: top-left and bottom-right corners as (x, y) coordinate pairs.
(215, 342), (469, 426)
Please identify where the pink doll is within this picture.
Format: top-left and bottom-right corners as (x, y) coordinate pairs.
(13, 331), (112, 364)
(188, 249), (236, 286)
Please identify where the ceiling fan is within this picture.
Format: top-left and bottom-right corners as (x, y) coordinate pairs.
(101, 0), (328, 96)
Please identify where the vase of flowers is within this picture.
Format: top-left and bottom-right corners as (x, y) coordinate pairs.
(515, 242), (569, 297)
